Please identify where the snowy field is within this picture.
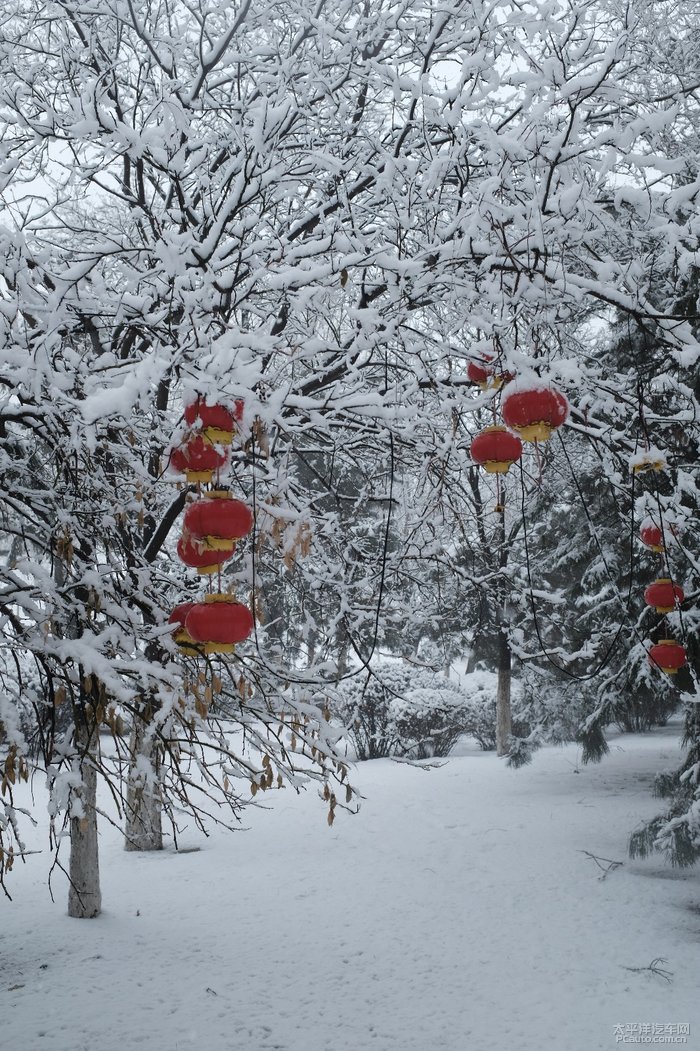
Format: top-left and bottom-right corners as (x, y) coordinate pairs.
(3, 724), (699, 1051)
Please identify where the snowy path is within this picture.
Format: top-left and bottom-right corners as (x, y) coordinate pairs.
(2, 726), (699, 1051)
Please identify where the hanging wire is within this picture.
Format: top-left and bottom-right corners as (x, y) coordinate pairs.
(648, 474), (688, 645)
(516, 424), (664, 682)
(517, 456), (624, 682)
(558, 432), (638, 615)
(560, 430), (697, 685)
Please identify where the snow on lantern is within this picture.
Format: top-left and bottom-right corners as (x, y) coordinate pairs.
(470, 425), (523, 474)
(184, 397), (244, 445)
(177, 534), (235, 575)
(467, 356), (513, 391)
(630, 448), (667, 475)
(170, 435), (228, 483)
(648, 640), (687, 675)
(183, 492), (253, 551)
(644, 578), (684, 614)
(168, 602), (202, 655)
(639, 519), (664, 552)
(185, 593), (254, 654)
(501, 386), (569, 442)
(639, 518), (678, 553)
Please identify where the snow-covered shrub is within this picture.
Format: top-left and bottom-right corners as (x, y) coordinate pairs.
(458, 671), (530, 751)
(391, 685), (472, 758)
(335, 661), (471, 760)
(516, 667), (588, 745)
(612, 684), (678, 733)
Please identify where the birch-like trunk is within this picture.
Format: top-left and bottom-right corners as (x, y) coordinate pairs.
(494, 497), (512, 758)
(68, 718), (102, 918)
(495, 623), (512, 757)
(124, 705), (163, 852)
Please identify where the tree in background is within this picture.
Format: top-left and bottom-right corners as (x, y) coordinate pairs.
(1, 0), (699, 915)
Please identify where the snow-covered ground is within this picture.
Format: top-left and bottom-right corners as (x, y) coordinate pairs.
(3, 725), (699, 1051)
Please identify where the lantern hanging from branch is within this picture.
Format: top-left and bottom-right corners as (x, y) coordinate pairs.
(177, 534), (235, 575)
(470, 426), (523, 474)
(168, 602), (202, 655)
(644, 578), (684, 614)
(170, 435), (228, 483)
(639, 518), (678, 553)
(648, 640), (687, 675)
(467, 356), (513, 391)
(186, 593), (254, 654)
(630, 449), (667, 475)
(184, 397), (244, 445)
(639, 519), (664, 552)
(183, 492), (254, 550)
(501, 386), (569, 442)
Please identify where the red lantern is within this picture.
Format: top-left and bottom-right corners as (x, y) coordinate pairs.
(471, 426), (523, 474)
(648, 640), (687, 675)
(467, 356), (513, 391)
(177, 534), (235, 575)
(639, 519), (663, 552)
(168, 602), (202, 654)
(639, 518), (678, 553)
(170, 435), (228, 483)
(183, 492), (253, 551)
(186, 593), (254, 654)
(184, 397), (244, 445)
(502, 386), (569, 442)
(644, 578), (684, 614)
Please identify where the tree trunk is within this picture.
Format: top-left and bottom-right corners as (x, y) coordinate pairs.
(68, 718), (102, 918)
(494, 497), (512, 758)
(495, 619), (512, 758)
(124, 705), (163, 852)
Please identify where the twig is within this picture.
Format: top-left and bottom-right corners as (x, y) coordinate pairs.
(578, 849), (623, 879)
(622, 958), (673, 983)
(389, 756), (447, 770)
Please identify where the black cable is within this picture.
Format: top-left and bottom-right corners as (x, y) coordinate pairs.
(517, 436), (630, 682)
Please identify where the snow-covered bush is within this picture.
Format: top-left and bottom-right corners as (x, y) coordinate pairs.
(336, 664), (536, 756)
(336, 664), (538, 759)
(458, 671), (530, 751)
(335, 661), (471, 760)
(392, 685), (472, 759)
(516, 668), (589, 746)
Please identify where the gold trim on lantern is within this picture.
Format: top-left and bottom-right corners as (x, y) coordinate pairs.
(482, 459), (515, 474)
(632, 456), (666, 474)
(477, 375), (507, 392)
(174, 629), (203, 656)
(204, 641), (236, 655)
(515, 421), (552, 442)
(196, 563), (222, 576)
(204, 535), (240, 551)
(185, 469), (215, 483)
(203, 426), (233, 445)
(204, 592), (235, 604)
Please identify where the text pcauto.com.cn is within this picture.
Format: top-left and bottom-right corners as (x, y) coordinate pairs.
(614, 1024), (690, 1044)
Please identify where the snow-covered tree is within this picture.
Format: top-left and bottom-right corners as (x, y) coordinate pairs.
(1, 0), (700, 914)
